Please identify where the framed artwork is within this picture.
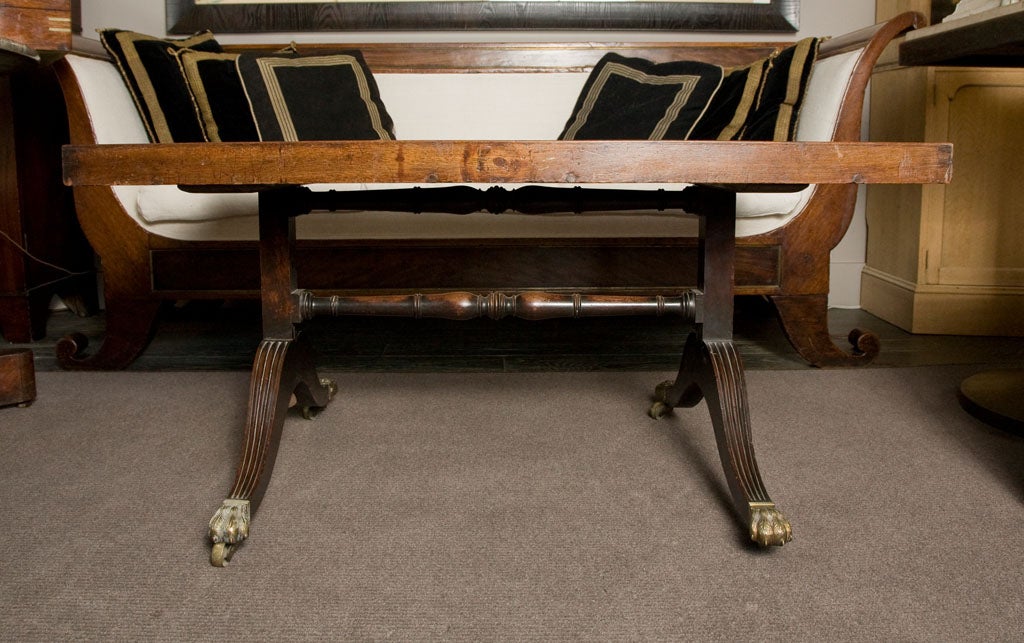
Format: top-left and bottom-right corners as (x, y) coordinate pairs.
(929, 0), (959, 24)
(167, 0), (800, 33)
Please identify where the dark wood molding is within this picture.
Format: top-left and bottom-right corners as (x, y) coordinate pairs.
(166, 0), (799, 34)
(900, 4), (1024, 67)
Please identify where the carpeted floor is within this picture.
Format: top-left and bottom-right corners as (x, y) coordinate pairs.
(1, 366), (1022, 640)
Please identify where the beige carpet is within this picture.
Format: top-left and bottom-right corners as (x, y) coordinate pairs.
(1, 366), (1022, 640)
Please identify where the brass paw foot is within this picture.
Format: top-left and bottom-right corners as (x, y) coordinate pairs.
(321, 377), (338, 396)
(209, 499), (250, 566)
(749, 503), (792, 547)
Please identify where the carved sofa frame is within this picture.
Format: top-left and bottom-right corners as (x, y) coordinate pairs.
(60, 13), (951, 564)
(55, 13), (924, 371)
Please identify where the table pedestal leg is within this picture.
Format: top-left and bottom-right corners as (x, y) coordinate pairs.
(208, 334), (336, 566)
(651, 333), (792, 546)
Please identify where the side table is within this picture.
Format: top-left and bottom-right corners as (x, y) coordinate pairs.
(0, 3), (95, 343)
(0, 348), (35, 408)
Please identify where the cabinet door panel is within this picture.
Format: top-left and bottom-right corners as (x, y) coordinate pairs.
(938, 71), (1024, 287)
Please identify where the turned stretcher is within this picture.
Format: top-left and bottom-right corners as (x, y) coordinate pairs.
(63, 139), (952, 565)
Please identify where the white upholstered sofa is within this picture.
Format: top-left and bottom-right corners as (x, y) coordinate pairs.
(53, 12), (924, 369)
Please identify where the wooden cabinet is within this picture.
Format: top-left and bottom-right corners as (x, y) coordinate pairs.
(0, 0), (94, 343)
(862, 1), (1024, 335)
(0, 0), (77, 55)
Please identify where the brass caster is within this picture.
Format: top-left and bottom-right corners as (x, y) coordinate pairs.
(847, 327), (880, 358)
(649, 379), (675, 418)
(210, 542), (237, 567)
(300, 378), (338, 419)
(648, 401), (673, 420)
(300, 405), (320, 420)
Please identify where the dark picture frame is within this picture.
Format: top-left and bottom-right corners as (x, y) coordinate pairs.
(167, 0), (800, 34)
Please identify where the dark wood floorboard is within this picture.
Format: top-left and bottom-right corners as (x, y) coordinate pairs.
(9, 296), (1024, 372)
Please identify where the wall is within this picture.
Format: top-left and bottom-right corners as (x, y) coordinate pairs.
(80, 0), (877, 307)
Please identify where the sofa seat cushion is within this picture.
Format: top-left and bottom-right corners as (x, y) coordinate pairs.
(132, 185), (812, 242)
(134, 182), (813, 241)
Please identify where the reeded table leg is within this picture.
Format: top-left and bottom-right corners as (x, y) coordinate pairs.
(209, 334), (336, 566)
(651, 333), (792, 547)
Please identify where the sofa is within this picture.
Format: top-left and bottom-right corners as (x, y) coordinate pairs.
(55, 12), (922, 370)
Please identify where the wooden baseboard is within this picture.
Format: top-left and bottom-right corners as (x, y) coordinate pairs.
(861, 267), (1024, 336)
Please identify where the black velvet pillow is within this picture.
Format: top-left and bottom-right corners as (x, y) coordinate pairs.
(99, 29), (222, 143)
(559, 53), (724, 141)
(236, 51), (395, 141)
(686, 59), (767, 141)
(734, 37), (820, 141)
(176, 50), (259, 142)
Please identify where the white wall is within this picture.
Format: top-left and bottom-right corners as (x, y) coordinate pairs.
(80, 0), (876, 307)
